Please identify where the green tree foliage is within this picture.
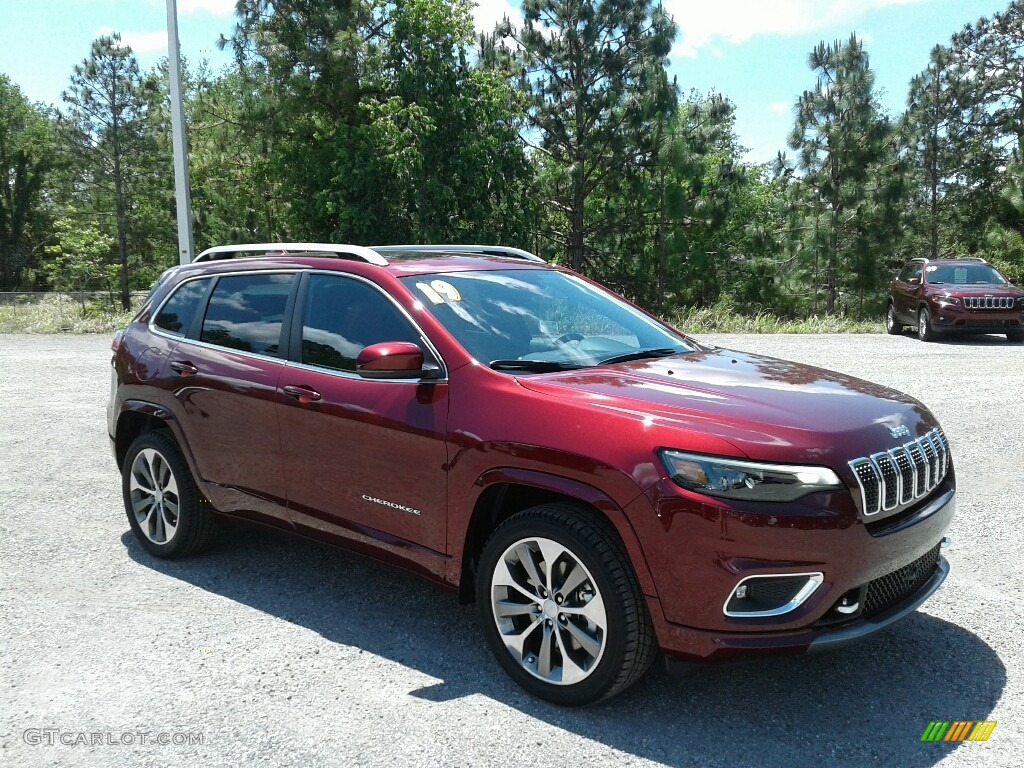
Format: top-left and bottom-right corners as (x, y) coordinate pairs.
(60, 35), (160, 309)
(785, 34), (897, 314)
(231, 0), (534, 244)
(0, 74), (55, 288)
(511, 0), (676, 272)
(43, 214), (118, 307)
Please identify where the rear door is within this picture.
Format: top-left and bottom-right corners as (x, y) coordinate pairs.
(276, 272), (450, 559)
(164, 271), (297, 526)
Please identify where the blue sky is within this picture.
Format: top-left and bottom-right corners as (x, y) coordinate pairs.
(0, 0), (1012, 164)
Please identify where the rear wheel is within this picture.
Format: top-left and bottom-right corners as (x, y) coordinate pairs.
(476, 503), (656, 705)
(122, 431), (216, 558)
(918, 307), (940, 342)
(885, 303), (902, 335)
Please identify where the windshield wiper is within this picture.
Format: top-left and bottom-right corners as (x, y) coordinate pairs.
(597, 348), (679, 366)
(489, 359), (582, 372)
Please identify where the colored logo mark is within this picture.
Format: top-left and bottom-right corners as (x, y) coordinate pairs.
(920, 721), (997, 742)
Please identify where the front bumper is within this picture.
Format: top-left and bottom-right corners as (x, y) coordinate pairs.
(649, 554), (948, 660)
(627, 473), (955, 660)
(932, 307), (1022, 333)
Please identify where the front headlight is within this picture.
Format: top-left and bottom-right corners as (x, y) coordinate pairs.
(660, 450), (844, 502)
(936, 296), (961, 306)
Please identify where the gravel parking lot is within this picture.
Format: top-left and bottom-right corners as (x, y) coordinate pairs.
(1, 332), (1021, 767)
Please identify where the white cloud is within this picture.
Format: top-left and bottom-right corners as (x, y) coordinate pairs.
(177, 0), (236, 15)
(768, 100), (790, 113)
(472, 0), (522, 33)
(668, 0), (927, 57)
(96, 26), (168, 54)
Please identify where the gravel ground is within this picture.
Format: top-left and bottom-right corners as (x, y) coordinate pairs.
(1, 332), (1021, 768)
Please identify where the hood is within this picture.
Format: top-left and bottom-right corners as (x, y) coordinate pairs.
(517, 347), (937, 466)
(929, 283), (1023, 296)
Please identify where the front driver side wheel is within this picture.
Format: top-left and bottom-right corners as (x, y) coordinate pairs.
(886, 303), (902, 335)
(476, 503), (656, 705)
(918, 307), (940, 342)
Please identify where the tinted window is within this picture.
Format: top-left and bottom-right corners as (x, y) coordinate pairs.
(154, 278), (210, 336)
(200, 273), (295, 355)
(898, 263), (922, 282)
(301, 275), (421, 372)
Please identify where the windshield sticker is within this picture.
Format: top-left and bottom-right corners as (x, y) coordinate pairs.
(431, 280), (461, 302)
(415, 282), (446, 305)
(926, 265), (937, 272)
(954, 268), (967, 284)
(417, 280), (462, 304)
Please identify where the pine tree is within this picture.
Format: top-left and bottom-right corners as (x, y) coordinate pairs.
(787, 34), (889, 314)
(61, 35), (157, 310)
(510, 0), (676, 272)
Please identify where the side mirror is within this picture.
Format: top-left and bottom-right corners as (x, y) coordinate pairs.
(356, 341), (440, 380)
(908, 277), (920, 285)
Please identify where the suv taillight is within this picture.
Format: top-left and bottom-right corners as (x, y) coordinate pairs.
(111, 329), (124, 352)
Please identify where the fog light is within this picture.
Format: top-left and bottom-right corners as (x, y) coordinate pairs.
(723, 572), (823, 618)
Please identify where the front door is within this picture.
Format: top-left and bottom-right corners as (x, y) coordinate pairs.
(276, 273), (450, 560)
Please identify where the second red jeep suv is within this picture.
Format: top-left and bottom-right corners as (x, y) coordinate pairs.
(887, 257), (1024, 342)
(109, 243), (955, 705)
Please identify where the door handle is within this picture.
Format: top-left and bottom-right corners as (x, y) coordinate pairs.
(169, 360), (199, 376)
(282, 384), (323, 403)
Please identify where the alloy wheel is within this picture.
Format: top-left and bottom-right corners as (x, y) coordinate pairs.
(489, 536), (607, 685)
(129, 448), (180, 544)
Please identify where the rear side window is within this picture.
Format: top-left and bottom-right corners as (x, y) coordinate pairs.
(154, 278), (210, 336)
(301, 274), (421, 372)
(200, 273), (295, 356)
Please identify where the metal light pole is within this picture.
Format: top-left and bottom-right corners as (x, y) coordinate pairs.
(166, 0), (195, 265)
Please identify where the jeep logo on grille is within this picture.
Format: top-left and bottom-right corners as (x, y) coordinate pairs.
(889, 425), (911, 439)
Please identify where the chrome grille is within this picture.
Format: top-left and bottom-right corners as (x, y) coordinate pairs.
(963, 296), (1015, 310)
(849, 428), (950, 516)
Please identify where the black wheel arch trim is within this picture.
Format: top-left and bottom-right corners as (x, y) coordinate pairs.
(459, 467), (658, 600)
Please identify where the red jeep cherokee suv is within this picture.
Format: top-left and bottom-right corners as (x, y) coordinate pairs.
(887, 257), (1024, 342)
(109, 243), (956, 705)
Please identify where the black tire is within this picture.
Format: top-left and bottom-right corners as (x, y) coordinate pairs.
(475, 503), (656, 705)
(122, 430), (216, 558)
(885, 303), (902, 335)
(1007, 329), (1024, 343)
(918, 307), (941, 342)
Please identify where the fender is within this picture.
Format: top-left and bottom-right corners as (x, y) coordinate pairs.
(457, 466), (659, 598)
(115, 400), (203, 484)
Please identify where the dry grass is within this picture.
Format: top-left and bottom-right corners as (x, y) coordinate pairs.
(667, 306), (883, 334)
(0, 294), (137, 334)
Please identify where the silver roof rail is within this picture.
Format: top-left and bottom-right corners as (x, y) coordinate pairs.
(194, 242), (389, 266)
(373, 244), (545, 263)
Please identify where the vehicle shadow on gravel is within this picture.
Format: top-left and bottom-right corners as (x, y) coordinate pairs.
(124, 526), (1005, 768)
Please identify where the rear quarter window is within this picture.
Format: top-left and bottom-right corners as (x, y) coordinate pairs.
(154, 278), (211, 336)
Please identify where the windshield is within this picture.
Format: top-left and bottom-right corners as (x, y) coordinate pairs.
(400, 269), (696, 369)
(925, 263), (1006, 285)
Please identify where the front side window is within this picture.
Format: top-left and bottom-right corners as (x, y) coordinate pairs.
(301, 274), (422, 372)
(200, 273), (295, 355)
(898, 264), (922, 283)
(154, 278), (210, 336)
(399, 269), (696, 370)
